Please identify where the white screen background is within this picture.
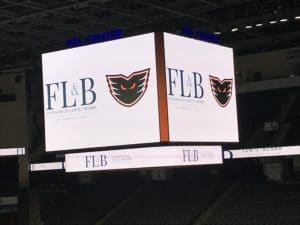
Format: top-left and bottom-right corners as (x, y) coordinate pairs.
(42, 33), (160, 151)
(164, 33), (239, 142)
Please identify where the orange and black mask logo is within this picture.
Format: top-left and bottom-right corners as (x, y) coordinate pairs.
(209, 75), (233, 107)
(106, 68), (150, 107)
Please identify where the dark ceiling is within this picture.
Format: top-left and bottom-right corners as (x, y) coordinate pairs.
(0, 0), (300, 70)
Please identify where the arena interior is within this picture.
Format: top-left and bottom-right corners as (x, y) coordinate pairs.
(0, 0), (300, 225)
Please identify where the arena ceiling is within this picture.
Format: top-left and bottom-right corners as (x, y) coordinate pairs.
(0, 0), (299, 69)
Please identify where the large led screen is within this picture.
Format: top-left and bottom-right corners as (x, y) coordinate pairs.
(43, 32), (239, 152)
(42, 33), (160, 151)
(164, 33), (239, 142)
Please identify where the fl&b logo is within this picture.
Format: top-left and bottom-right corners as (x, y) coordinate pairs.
(167, 68), (204, 99)
(45, 78), (97, 111)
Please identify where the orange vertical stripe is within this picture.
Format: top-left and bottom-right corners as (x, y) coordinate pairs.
(155, 32), (169, 142)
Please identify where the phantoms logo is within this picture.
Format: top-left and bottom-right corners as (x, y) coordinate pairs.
(106, 69), (150, 107)
(209, 75), (233, 107)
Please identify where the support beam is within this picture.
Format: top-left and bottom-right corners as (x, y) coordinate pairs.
(195, 0), (221, 8)
(0, 0), (109, 28)
(18, 149), (30, 225)
(91, 2), (147, 22)
(136, 0), (220, 26)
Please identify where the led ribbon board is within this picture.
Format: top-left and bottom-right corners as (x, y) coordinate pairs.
(65, 145), (222, 172)
(30, 162), (64, 171)
(0, 148), (25, 156)
(224, 146), (300, 159)
(42, 32), (238, 152)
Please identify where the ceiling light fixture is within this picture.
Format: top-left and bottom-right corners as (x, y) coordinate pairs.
(256, 23), (263, 27)
(280, 18), (288, 22)
(231, 28), (238, 32)
(270, 20), (277, 24)
(245, 25), (252, 29)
